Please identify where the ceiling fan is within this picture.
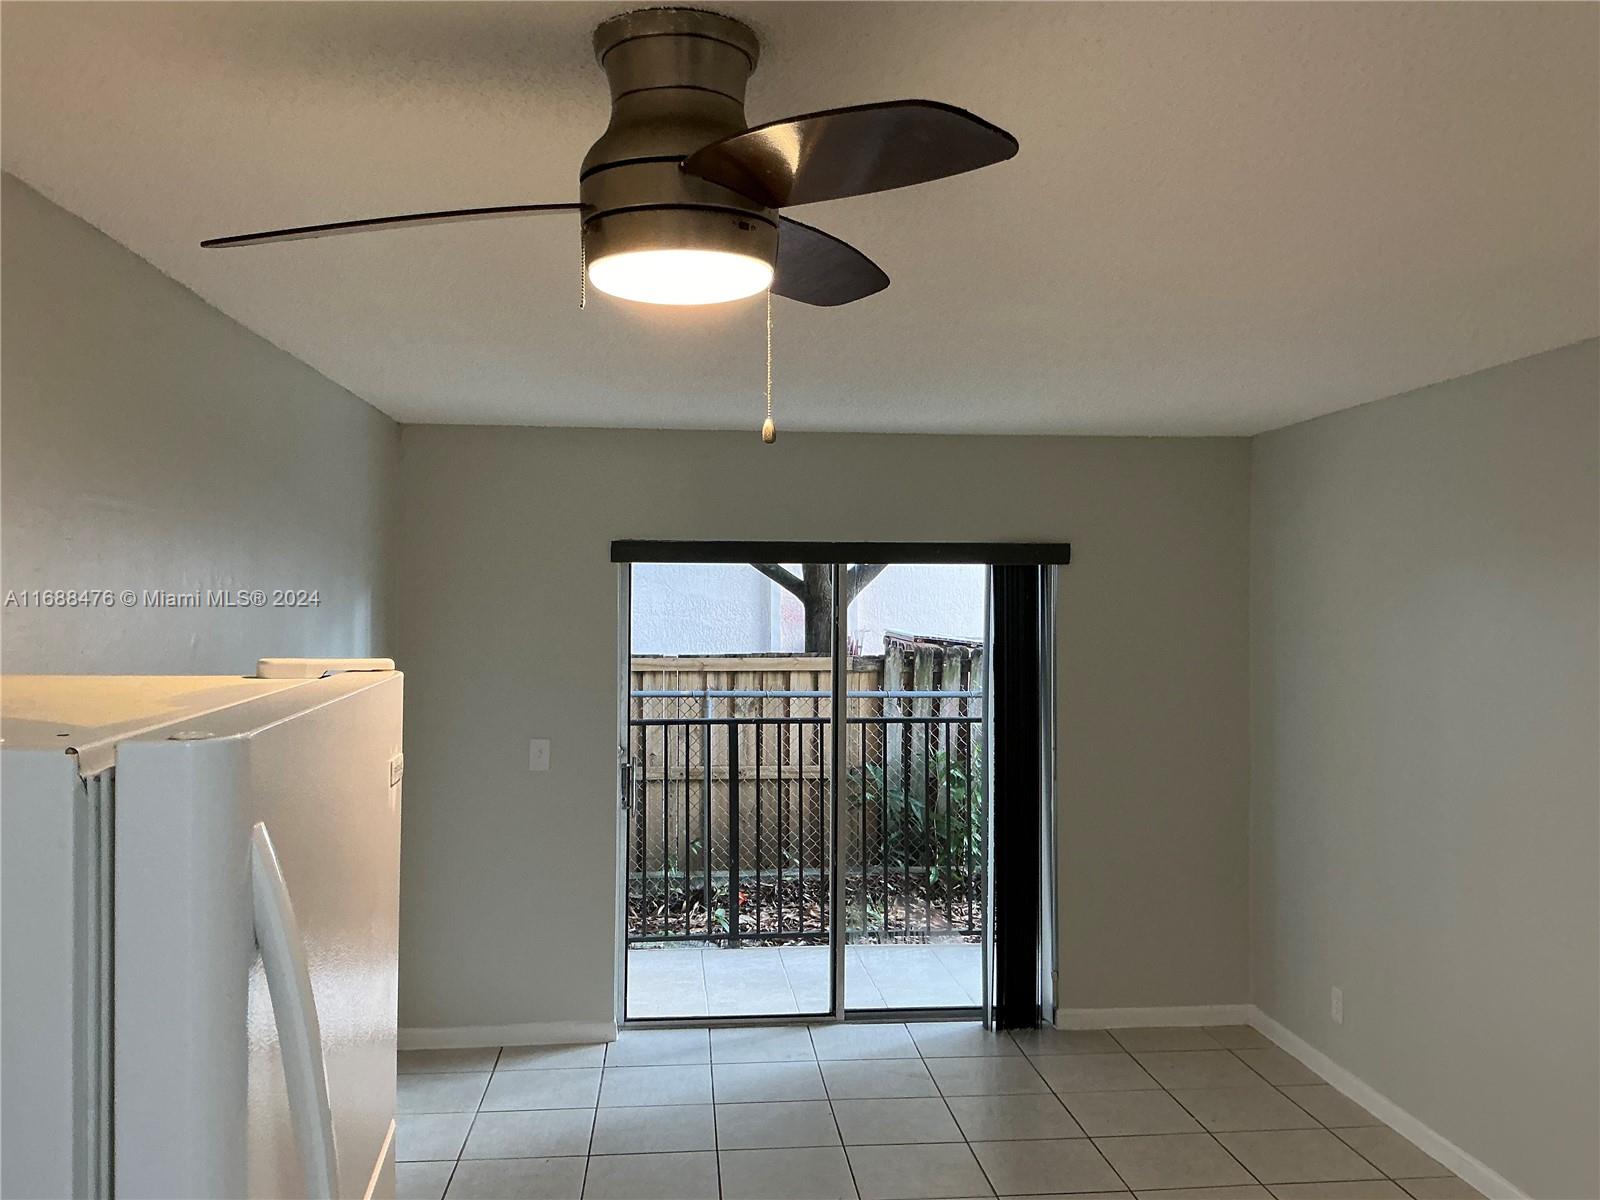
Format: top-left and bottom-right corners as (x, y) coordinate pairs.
(202, 6), (1019, 310)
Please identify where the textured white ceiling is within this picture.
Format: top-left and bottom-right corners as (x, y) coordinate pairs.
(3, 2), (1595, 434)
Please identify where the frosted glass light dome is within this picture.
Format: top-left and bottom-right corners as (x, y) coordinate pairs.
(587, 248), (773, 306)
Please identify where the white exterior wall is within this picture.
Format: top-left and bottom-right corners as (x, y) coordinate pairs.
(631, 562), (986, 655)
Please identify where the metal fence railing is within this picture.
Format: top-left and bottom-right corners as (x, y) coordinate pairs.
(625, 689), (983, 948)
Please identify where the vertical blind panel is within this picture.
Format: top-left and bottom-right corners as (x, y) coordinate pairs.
(991, 564), (1045, 1029)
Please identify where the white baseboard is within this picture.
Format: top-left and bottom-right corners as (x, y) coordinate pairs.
(1055, 1004), (1253, 1029)
(399, 1019), (617, 1051)
(1249, 1007), (1527, 1200)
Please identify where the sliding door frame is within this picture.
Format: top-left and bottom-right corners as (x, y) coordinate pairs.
(614, 543), (1068, 1030)
(982, 573), (996, 1027)
(615, 564), (632, 1025)
(1039, 567), (1060, 1025)
(829, 563), (849, 1023)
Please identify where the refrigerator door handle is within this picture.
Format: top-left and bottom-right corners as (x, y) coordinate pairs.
(252, 822), (340, 1200)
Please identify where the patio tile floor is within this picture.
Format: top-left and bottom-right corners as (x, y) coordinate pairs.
(626, 943), (982, 1019)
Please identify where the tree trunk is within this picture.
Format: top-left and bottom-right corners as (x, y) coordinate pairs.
(800, 564), (832, 654)
(746, 562), (890, 655)
(803, 594), (832, 654)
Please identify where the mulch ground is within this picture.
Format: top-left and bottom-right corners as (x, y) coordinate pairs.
(628, 871), (982, 945)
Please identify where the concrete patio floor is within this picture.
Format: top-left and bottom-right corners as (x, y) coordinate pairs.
(625, 942), (982, 1018)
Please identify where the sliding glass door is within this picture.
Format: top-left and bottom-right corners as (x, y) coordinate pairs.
(613, 545), (1060, 1026)
(621, 561), (835, 1021)
(840, 564), (988, 1013)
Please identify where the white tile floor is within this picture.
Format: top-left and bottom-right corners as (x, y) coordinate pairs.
(395, 1022), (1487, 1200)
(626, 943), (983, 1018)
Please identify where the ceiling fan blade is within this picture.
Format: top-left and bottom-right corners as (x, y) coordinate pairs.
(201, 203), (585, 248)
(682, 100), (1017, 209)
(772, 217), (888, 307)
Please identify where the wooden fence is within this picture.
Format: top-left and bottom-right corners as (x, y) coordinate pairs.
(627, 638), (982, 881)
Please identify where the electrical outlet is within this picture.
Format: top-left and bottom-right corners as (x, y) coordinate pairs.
(529, 738), (551, 772)
(1331, 986), (1344, 1025)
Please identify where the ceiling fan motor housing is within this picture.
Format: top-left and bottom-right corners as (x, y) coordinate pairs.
(581, 8), (777, 273)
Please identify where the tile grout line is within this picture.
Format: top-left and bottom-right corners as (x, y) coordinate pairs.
(581, 1036), (607, 1199)
(822, 1033), (866, 1200)
(924, 1030), (992, 1199)
(575, 1088), (592, 1200)
(913, 1025), (964, 1147)
(952, 1031), (998, 1199)
(769, 942), (808, 1017)
(441, 1051), (492, 1200)
(924, 1027), (996, 1197)
(710, 1027), (723, 1200)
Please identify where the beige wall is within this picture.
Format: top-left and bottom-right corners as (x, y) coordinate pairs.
(1250, 340), (1599, 1200)
(397, 427), (1251, 1030)
(0, 174), (398, 674)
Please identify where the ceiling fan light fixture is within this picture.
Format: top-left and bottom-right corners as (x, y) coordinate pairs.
(201, 6), (1016, 318)
(587, 247), (773, 306)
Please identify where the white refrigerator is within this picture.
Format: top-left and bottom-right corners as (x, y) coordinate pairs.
(1, 661), (403, 1200)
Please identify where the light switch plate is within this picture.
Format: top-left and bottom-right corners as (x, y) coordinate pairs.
(529, 738), (551, 772)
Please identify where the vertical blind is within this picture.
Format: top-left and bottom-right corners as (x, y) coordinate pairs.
(991, 564), (1050, 1029)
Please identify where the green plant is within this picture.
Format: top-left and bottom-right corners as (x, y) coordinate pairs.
(851, 738), (983, 889)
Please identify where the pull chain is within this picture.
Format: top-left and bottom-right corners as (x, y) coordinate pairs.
(578, 227), (587, 310)
(760, 290), (775, 443)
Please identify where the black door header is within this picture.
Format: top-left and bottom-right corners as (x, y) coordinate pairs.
(610, 540), (1071, 565)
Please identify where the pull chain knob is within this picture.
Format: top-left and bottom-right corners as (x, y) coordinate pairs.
(760, 290), (775, 443)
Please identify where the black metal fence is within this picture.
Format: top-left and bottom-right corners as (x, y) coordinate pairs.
(625, 689), (984, 947)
